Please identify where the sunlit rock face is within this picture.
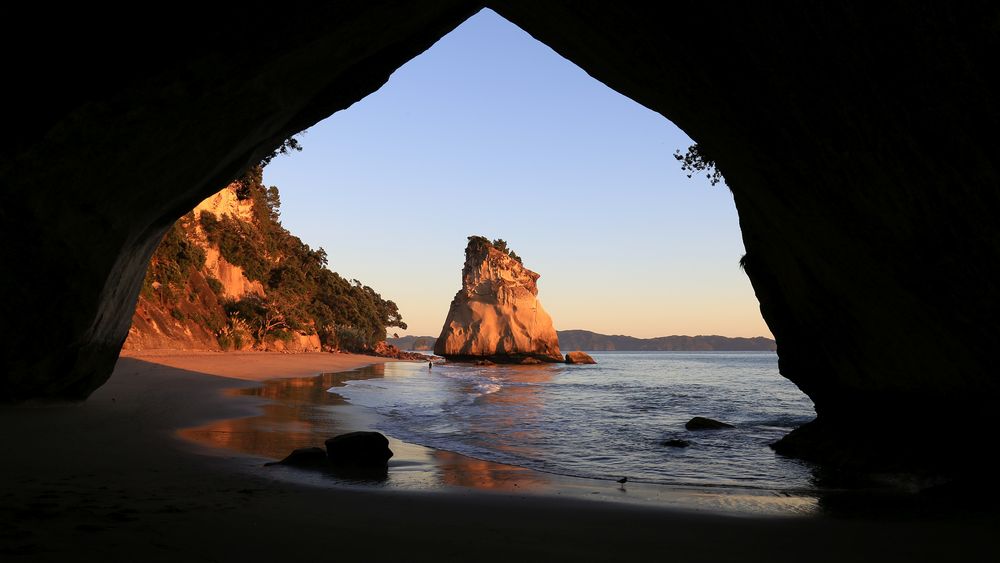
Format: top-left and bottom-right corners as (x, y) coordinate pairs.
(435, 237), (562, 363)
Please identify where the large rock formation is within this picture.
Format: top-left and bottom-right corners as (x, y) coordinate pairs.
(435, 237), (562, 363)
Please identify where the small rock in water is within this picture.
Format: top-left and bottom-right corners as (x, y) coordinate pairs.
(475, 359), (496, 366)
(269, 447), (328, 467)
(519, 357), (543, 365)
(685, 417), (735, 430)
(565, 351), (597, 364)
(325, 431), (393, 466)
(662, 439), (691, 448)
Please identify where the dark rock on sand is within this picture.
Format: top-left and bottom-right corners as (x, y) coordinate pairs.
(325, 432), (393, 466)
(269, 447), (328, 467)
(685, 417), (734, 430)
(662, 439), (691, 448)
(565, 351), (597, 364)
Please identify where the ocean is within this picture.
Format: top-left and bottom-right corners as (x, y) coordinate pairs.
(182, 351), (821, 511)
(336, 351), (817, 491)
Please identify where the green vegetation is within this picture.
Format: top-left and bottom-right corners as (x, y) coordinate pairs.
(141, 212), (206, 303)
(468, 235), (522, 264)
(139, 163), (405, 352)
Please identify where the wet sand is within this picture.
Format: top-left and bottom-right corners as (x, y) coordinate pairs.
(178, 362), (819, 514)
(0, 352), (994, 561)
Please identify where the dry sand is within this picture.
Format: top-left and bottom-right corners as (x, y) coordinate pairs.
(0, 352), (994, 561)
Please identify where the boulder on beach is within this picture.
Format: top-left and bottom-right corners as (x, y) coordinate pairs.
(268, 446), (329, 467)
(434, 236), (562, 363)
(685, 417), (735, 430)
(565, 351), (597, 364)
(324, 431), (394, 466)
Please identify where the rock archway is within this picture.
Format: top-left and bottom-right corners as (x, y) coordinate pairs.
(3, 2), (997, 468)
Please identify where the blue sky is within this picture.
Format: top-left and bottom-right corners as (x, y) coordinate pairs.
(264, 9), (769, 339)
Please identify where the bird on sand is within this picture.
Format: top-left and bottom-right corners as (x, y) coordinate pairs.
(617, 476), (628, 489)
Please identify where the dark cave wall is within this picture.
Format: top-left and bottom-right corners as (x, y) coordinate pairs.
(2, 2), (999, 466)
(0, 1), (482, 400)
(488, 2), (1000, 437)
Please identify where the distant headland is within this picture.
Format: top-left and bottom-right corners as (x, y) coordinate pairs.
(391, 330), (775, 352)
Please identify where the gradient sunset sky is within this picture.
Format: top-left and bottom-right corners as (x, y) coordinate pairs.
(264, 9), (770, 339)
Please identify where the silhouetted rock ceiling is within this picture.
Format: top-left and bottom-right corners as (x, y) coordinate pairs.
(2, 2), (997, 469)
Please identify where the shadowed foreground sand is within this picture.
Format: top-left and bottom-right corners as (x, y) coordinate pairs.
(0, 352), (994, 562)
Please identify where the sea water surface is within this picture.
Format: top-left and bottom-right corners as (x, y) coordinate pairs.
(337, 351), (816, 491)
(182, 351), (820, 512)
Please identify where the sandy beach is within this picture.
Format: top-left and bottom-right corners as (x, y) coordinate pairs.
(0, 352), (994, 562)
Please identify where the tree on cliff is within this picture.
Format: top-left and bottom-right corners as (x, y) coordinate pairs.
(674, 143), (725, 187)
(467, 236), (523, 264)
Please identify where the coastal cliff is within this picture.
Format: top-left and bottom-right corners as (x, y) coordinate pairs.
(124, 182), (274, 352)
(124, 166), (405, 354)
(435, 237), (562, 363)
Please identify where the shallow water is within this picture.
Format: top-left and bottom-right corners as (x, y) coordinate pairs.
(180, 351), (822, 513)
(337, 352), (816, 491)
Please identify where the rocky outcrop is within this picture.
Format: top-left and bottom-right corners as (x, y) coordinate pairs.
(268, 447), (328, 468)
(268, 432), (394, 469)
(324, 432), (393, 466)
(685, 417), (735, 431)
(372, 341), (436, 361)
(565, 351), (596, 364)
(434, 237), (562, 363)
(662, 439), (691, 448)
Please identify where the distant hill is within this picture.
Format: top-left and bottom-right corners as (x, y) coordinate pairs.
(388, 331), (776, 352)
(386, 335), (438, 351)
(556, 330), (775, 351)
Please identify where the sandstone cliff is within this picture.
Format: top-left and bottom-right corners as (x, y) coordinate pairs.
(434, 237), (561, 362)
(123, 181), (317, 353)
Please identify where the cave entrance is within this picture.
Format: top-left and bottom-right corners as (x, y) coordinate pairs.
(267, 9), (769, 344)
(136, 9), (815, 494)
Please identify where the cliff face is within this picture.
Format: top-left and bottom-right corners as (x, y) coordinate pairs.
(122, 182), (319, 353)
(192, 189), (266, 301)
(435, 237), (562, 362)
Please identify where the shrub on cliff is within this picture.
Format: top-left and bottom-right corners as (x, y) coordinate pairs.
(674, 143), (725, 187)
(467, 235), (523, 264)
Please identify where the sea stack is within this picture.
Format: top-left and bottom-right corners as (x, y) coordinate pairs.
(435, 236), (562, 363)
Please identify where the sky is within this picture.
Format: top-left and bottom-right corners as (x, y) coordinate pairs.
(264, 9), (770, 339)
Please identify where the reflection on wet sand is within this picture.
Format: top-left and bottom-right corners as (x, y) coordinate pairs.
(434, 450), (549, 492)
(179, 365), (387, 461)
(179, 364), (551, 493)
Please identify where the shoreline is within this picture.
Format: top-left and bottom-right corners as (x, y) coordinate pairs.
(173, 356), (819, 515)
(0, 351), (995, 561)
